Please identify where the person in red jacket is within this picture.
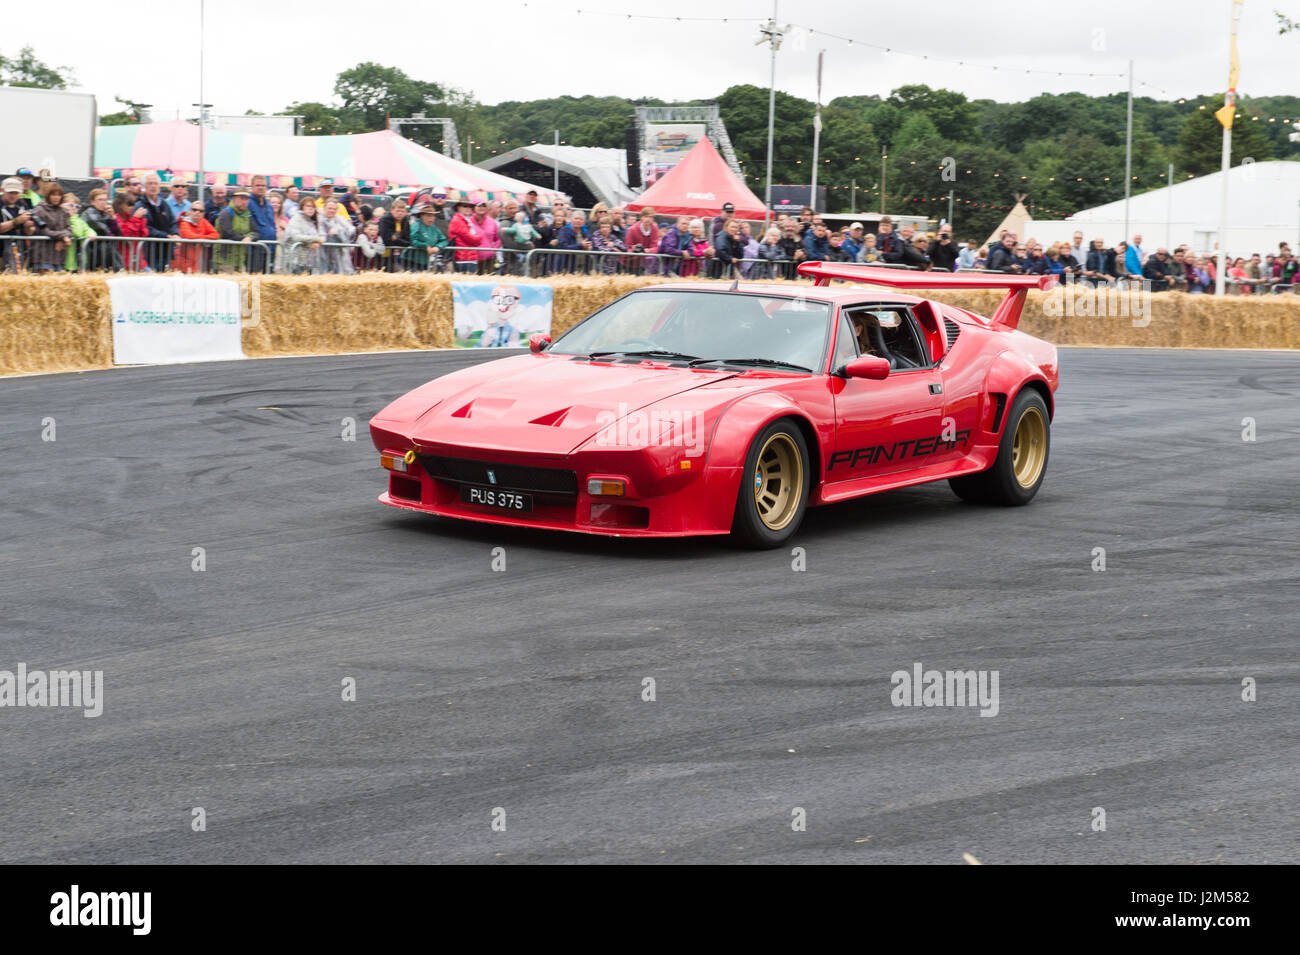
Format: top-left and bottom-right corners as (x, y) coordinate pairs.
(113, 192), (150, 271)
(174, 201), (219, 272)
(447, 200), (483, 272)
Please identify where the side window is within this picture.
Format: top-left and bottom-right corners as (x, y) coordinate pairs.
(832, 312), (859, 371)
(871, 308), (928, 370)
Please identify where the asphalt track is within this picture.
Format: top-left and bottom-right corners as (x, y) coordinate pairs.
(1, 346), (1296, 864)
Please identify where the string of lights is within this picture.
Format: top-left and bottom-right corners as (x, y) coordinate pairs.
(561, 6), (1174, 92)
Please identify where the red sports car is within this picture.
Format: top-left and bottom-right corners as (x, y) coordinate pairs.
(369, 263), (1060, 547)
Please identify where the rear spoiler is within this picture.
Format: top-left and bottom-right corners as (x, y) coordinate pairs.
(796, 262), (1058, 330)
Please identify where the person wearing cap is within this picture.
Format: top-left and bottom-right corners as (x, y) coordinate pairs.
(841, 222), (866, 259)
(313, 180), (351, 222)
(215, 189), (255, 272)
(1, 177), (37, 271)
(408, 202), (449, 271)
(165, 179), (191, 223)
(440, 200), (477, 272)
(710, 202), (735, 237)
(15, 168), (43, 206)
(520, 189), (542, 225)
(424, 190), (449, 234)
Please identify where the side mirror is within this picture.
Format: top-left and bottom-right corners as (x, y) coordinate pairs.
(529, 333), (551, 354)
(843, 355), (890, 380)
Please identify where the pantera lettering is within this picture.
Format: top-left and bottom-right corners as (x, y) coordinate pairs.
(827, 429), (972, 472)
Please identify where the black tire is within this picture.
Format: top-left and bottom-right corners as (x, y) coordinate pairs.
(948, 389), (1050, 506)
(731, 418), (811, 548)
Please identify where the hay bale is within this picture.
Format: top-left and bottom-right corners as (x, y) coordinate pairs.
(4, 271), (1298, 379)
(0, 273), (112, 375)
(245, 273), (455, 356)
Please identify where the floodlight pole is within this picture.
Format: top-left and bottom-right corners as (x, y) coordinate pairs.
(197, 0), (206, 207)
(759, 3), (784, 227)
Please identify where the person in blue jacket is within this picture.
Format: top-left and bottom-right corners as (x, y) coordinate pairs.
(247, 175), (278, 273)
(802, 221), (830, 261)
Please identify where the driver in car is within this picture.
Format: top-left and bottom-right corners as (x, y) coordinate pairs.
(851, 314), (882, 358)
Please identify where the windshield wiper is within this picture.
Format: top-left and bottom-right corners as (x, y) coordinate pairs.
(588, 349), (700, 361)
(689, 357), (814, 372)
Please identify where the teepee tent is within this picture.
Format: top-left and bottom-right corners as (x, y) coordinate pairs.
(625, 137), (766, 220)
(94, 120), (564, 201)
(982, 194), (1033, 249)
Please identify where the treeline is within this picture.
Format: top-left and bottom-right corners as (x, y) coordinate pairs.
(275, 64), (1297, 238)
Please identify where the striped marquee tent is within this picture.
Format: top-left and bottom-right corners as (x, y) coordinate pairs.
(94, 120), (566, 202)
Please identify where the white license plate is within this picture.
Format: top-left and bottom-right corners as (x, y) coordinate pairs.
(461, 485), (533, 512)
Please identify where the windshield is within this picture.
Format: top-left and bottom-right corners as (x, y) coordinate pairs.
(549, 290), (832, 373)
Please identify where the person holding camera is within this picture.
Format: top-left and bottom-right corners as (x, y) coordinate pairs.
(927, 227), (959, 272)
(1, 177), (36, 272)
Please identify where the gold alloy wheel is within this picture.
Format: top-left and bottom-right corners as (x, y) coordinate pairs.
(753, 433), (803, 531)
(1011, 406), (1048, 488)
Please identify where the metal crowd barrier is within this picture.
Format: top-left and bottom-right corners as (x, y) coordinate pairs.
(0, 234), (55, 272)
(79, 235), (275, 274)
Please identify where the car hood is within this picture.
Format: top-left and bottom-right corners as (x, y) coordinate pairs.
(391, 354), (746, 456)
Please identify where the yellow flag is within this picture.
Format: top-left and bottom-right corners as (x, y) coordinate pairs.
(1217, 1), (1243, 129)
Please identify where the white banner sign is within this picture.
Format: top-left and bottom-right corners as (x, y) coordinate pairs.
(452, 281), (553, 349)
(110, 276), (244, 365)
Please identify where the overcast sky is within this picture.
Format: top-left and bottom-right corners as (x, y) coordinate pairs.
(10, 0), (1298, 119)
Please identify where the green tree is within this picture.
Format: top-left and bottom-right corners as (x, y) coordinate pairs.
(1176, 96), (1275, 176)
(887, 85), (978, 142)
(0, 45), (72, 88)
(334, 62), (449, 130)
(99, 96), (143, 127)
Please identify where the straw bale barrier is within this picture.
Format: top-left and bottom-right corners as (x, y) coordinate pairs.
(2, 271), (1297, 377)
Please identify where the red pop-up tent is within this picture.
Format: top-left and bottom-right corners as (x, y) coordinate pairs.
(626, 138), (767, 220)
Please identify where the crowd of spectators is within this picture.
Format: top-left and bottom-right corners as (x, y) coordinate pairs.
(969, 227), (1297, 293)
(2, 167), (1296, 293)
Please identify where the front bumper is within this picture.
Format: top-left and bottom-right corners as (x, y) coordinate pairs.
(375, 443), (741, 538)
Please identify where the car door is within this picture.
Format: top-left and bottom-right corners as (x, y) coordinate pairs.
(826, 306), (946, 482)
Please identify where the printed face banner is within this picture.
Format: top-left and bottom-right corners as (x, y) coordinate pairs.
(110, 276), (244, 365)
(452, 281), (553, 349)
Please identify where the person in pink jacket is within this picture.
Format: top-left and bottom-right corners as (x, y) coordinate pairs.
(472, 199), (500, 275)
(447, 200), (483, 272)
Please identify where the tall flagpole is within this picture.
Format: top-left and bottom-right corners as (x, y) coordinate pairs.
(1214, 0), (1244, 295)
(809, 49), (824, 213)
(1123, 60), (1133, 247)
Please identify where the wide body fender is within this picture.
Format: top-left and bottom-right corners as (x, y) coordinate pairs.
(705, 391), (830, 504)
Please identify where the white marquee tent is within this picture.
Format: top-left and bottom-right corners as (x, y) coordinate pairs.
(1024, 160), (1300, 257)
